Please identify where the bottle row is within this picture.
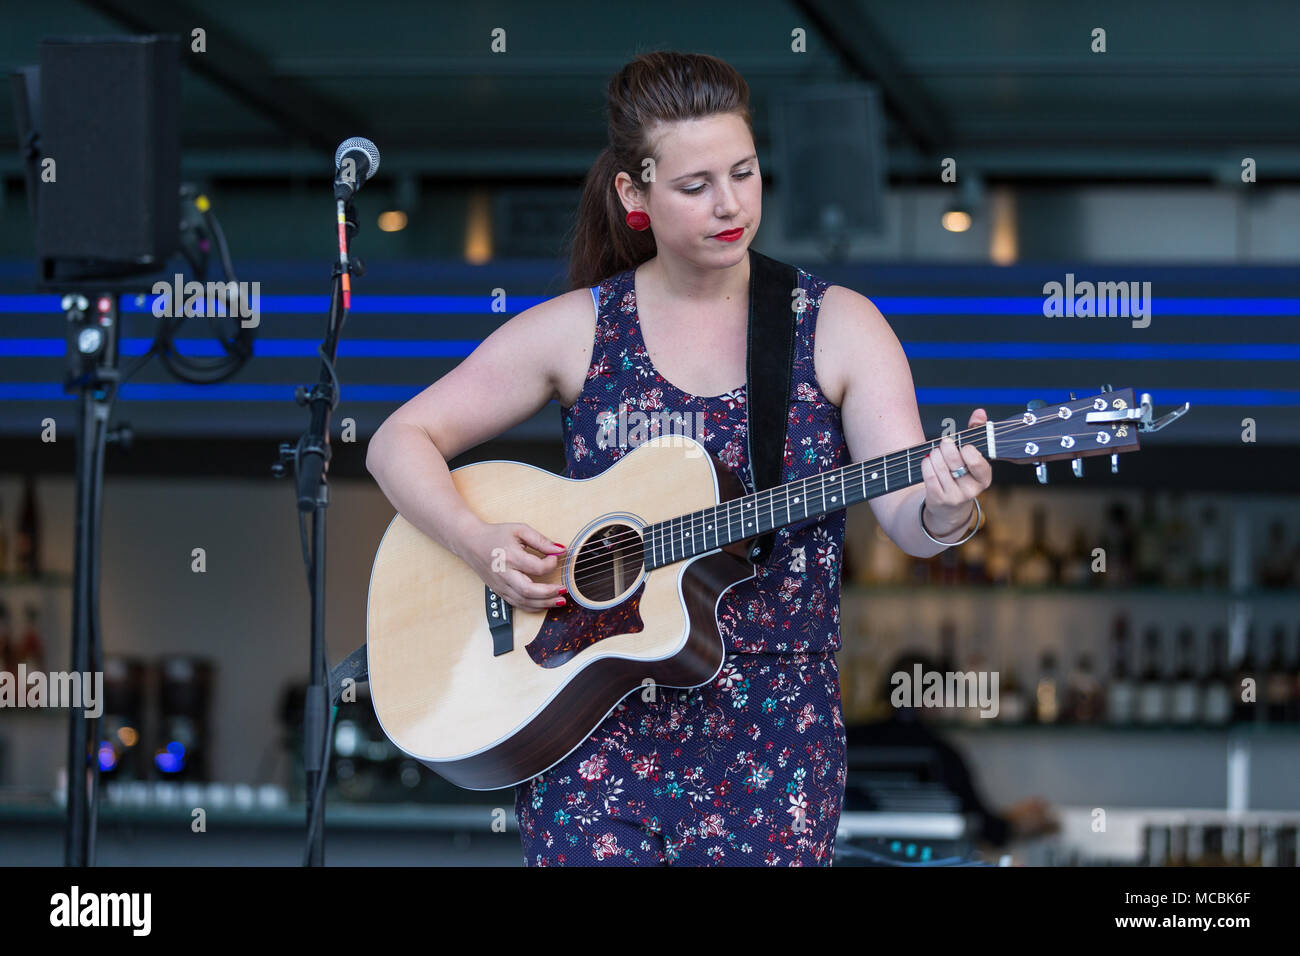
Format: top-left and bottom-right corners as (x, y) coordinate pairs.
(840, 613), (1300, 727)
(845, 488), (1299, 591)
(1143, 821), (1299, 867)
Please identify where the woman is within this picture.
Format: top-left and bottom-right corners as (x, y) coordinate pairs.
(366, 51), (992, 866)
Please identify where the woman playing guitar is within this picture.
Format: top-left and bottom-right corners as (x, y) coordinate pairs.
(366, 51), (992, 866)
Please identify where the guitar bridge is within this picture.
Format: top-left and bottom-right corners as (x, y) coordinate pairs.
(485, 586), (513, 655)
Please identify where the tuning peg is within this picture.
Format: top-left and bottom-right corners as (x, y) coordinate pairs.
(1035, 461), (1049, 484)
(1099, 383), (1113, 393)
(1110, 452), (1119, 474)
(1068, 392), (1076, 401)
(1071, 457), (1083, 477)
(1027, 398), (1046, 411)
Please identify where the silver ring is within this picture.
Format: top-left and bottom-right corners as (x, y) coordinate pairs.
(950, 466), (968, 479)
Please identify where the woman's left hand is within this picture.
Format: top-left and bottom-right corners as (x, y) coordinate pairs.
(919, 407), (995, 534)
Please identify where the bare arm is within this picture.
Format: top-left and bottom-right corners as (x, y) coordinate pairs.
(817, 286), (991, 558)
(365, 287), (595, 605)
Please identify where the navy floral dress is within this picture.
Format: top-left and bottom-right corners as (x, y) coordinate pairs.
(513, 262), (850, 866)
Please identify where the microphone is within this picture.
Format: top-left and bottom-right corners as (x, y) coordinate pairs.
(333, 137), (380, 200)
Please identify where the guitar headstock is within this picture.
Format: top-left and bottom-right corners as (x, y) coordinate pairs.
(989, 387), (1189, 481)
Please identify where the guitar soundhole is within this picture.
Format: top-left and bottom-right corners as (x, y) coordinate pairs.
(571, 522), (645, 603)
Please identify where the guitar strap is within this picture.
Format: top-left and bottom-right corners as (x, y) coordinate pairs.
(743, 247), (799, 566)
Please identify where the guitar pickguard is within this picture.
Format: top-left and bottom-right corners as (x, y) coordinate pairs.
(525, 582), (647, 668)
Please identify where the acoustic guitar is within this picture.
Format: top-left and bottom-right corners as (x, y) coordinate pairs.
(366, 387), (1187, 789)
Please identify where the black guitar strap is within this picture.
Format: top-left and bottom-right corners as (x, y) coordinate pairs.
(743, 247), (799, 566)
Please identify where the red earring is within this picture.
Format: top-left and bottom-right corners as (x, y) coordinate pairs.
(625, 210), (650, 231)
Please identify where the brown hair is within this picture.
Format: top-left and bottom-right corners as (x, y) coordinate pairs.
(566, 51), (753, 291)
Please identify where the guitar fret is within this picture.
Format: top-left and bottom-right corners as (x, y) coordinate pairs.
(644, 425), (1011, 570)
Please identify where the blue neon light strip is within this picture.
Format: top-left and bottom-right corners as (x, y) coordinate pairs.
(1, 383), (1296, 406)
(0, 339), (1296, 360)
(0, 294), (1297, 316)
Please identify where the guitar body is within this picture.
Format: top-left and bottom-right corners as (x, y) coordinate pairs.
(366, 435), (755, 791)
(364, 386), (1173, 791)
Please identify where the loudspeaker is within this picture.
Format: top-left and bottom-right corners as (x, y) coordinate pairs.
(770, 84), (887, 244)
(33, 35), (181, 288)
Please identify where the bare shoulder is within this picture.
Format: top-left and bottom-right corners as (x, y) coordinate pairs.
(486, 284), (596, 407)
(814, 284), (898, 407)
(535, 285), (598, 408)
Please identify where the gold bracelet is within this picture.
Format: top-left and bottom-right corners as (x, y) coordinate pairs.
(919, 496), (982, 546)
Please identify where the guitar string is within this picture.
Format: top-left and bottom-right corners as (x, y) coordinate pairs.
(560, 407), (1129, 582)
(569, 413), (1120, 581)
(566, 425), (1112, 582)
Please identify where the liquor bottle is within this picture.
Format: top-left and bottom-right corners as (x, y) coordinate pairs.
(960, 626), (993, 726)
(1201, 626), (1233, 726)
(1106, 613), (1136, 725)
(1034, 650), (1060, 724)
(1099, 501), (1135, 588)
(1013, 505), (1059, 587)
(936, 617), (958, 723)
(1200, 825), (1227, 866)
(1291, 625), (1300, 723)
(1264, 624), (1294, 723)
(1136, 625), (1168, 724)
(1232, 625), (1260, 724)
(16, 474), (40, 579)
(1161, 492), (1195, 588)
(1169, 626), (1201, 725)
(0, 602), (11, 673)
(16, 604), (45, 672)
(1060, 526), (1093, 588)
(960, 515), (988, 585)
(1258, 519), (1292, 589)
(1063, 653), (1105, 723)
(1000, 656), (1028, 724)
(866, 522), (904, 585)
(982, 488), (1015, 587)
(1133, 492), (1164, 586)
(1194, 503), (1228, 590)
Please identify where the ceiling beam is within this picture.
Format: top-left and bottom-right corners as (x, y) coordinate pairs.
(78, 0), (364, 150)
(792, 0), (952, 154)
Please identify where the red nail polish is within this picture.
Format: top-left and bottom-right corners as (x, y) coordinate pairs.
(557, 587), (567, 595)
(552, 541), (567, 549)
(554, 598), (566, 606)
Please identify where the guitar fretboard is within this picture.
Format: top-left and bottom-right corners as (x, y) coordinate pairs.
(643, 429), (993, 570)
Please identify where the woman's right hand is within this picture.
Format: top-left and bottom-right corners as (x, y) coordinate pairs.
(454, 518), (568, 612)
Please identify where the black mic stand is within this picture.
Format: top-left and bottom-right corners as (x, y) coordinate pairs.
(62, 292), (131, 866)
(272, 196), (362, 866)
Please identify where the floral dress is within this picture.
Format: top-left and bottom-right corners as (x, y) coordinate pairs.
(513, 263), (850, 865)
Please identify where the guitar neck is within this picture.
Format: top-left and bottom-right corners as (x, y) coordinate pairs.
(643, 422), (997, 571)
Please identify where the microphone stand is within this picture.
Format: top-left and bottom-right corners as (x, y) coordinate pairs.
(61, 292), (120, 866)
(272, 195), (362, 866)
